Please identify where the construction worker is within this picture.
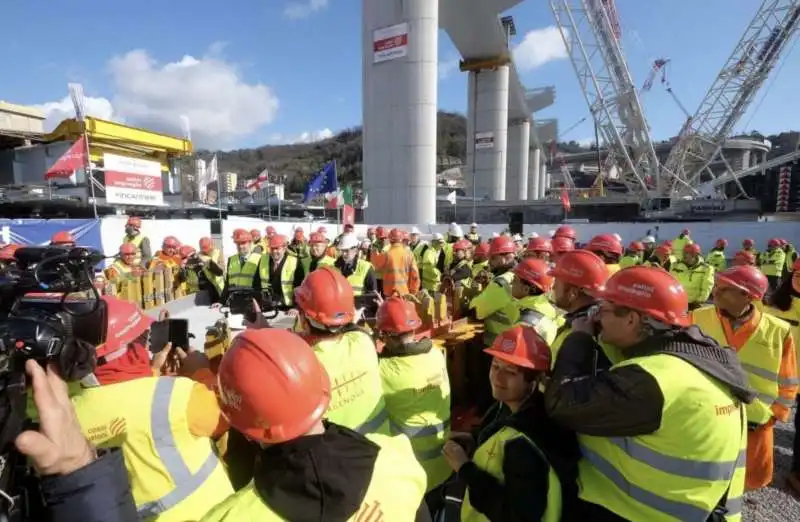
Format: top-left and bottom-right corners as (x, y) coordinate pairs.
(50, 230), (76, 247)
(409, 226), (426, 263)
(204, 328), (429, 521)
(641, 234), (657, 261)
(466, 222), (481, 244)
(553, 225), (577, 246)
(524, 237), (552, 262)
(692, 265), (797, 490)
(503, 258), (561, 344)
(150, 236), (182, 269)
(670, 243), (715, 310)
(445, 239), (473, 289)
(196, 237), (225, 302)
(122, 216), (152, 265)
(707, 238), (729, 272)
(249, 229), (265, 254)
(265, 225), (277, 240)
(546, 266), (751, 522)
(381, 228), (421, 297)
(302, 232), (336, 275)
(761, 238), (787, 291)
(585, 234), (623, 275)
(366, 227), (377, 243)
(448, 222), (464, 243)
(551, 236), (574, 263)
(317, 226), (338, 258)
(222, 228), (262, 299)
(548, 250), (617, 365)
(71, 296), (233, 521)
(742, 238), (759, 264)
(294, 267), (391, 435)
(375, 296), (451, 493)
(419, 233), (447, 292)
(335, 233), (378, 305)
(647, 243), (675, 271)
(370, 226), (390, 294)
(359, 238), (372, 259)
(733, 249), (757, 267)
(471, 242), (490, 275)
(106, 243), (146, 294)
(470, 235), (518, 347)
(671, 227), (693, 254)
(288, 227), (309, 258)
(619, 240), (644, 268)
(445, 326), (574, 522)
(177, 245), (200, 294)
(259, 234), (303, 308)
(783, 239), (799, 279)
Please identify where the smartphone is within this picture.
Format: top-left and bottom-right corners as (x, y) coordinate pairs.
(149, 320), (170, 354)
(148, 319), (190, 354)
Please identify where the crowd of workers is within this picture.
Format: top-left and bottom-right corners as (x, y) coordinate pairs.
(1, 218), (800, 522)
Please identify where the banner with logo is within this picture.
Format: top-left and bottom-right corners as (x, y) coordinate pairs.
(103, 153), (164, 206)
(0, 219), (103, 251)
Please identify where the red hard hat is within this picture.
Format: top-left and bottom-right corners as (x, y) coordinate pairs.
(526, 237), (553, 254)
(793, 258), (800, 272)
(250, 229), (262, 240)
(0, 244), (21, 261)
(474, 242), (490, 259)
(767, 238), (781, 249)
(489, 235), (516, 256)
(548, 250), (609, 292)
(270, 234), (289, 249)
(199, 237), (214, 254)
(266, 226), (276, 237)
(388, 228), (404, 243)
(453, 239), (472, 251)
(99, 296), (153, 361)
(586, 234), (623, 256)
(484, 325), (550, 371)
(217, 328), (330, 444)
(715, 265), (768, 300)
(375, 226), (387, 239)
(742, 238), (755, 249)
(663, 240), (673, 248)
(683, 243), (701, 255)
(308, 232), (327, 244)
(344, 224), (354, 232)
(376, 296), (422, 335)
(513, 258), (554, 293)
(51, 231), (75, 245)
(179, 245), (196, 259)
(294, 266), (355, 327)
(733, 250), (756, 266)
(120, 243), (137, 255)
(552, 237), (575, 254)
(714, 239), (728, 249)
(162, 236), (180, 249)
(402, 230), (410, 241)
(596, 266), (689, 327)
(656, 243), (672, 255)
(126, 216), (142, 229)
(554, 225), (577, 241)
(628, 241), (645, 252)
(232, 228), (251, 244)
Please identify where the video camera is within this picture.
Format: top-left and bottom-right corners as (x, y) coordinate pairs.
(225, 288), (281, 324)
(0, 246), (106, 521)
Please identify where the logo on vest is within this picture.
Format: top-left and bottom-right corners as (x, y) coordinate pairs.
(330, 371), (368, 411)
(86, 417), (127, 443)
(353, 500), (385, 522)
(715, 402), (739, 417)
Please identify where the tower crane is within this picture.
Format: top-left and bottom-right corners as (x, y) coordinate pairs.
(663, 0), (800, 197)
(549, 0), (666, 194)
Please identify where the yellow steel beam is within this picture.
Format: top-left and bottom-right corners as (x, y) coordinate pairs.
(45, 117), (192, 156)
(459, 54), (512, 73)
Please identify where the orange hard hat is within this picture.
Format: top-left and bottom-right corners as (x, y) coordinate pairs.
(733, 250), (756, 266)
(548, 250), (608, 292)
(51, 231), (75, 245)
(715, 265), (768, 301)
(474, 242), (490, 259)
(308, 232), (327, 244)
(662, 240), (674, 248)
(217, 328), (330, 444)
(714, 239), (728, 249)
(99, 295), (153, 361)
(270, 234), (289, 249)
(266, 226), (277, 237)
(742, 238), (755, 249)
(388, 228), (404, 243)
(513, 258), (554, 293)
(120, 243), (137, 255)
(376, 295), (422, 335)
(489, 235), (516, 256)
(551, 237), (575, 254)
(199, 237), (214, 254)
(484, 325), (550, 371)
(453, 239), (472, 251)
(162, 236), (180, 249)
(375, 226), (387, 239)
(402, 230), (410, 241)
(233, 228), (251, 244)
(586, 234), (623, 256)
(628, 241), (645, 252)
(554, 225), (577, 241)
(655, 244), (672, 256)
(683, 243), (701, 255)
(179, 245), (196, 259)
(250, 229), (262, 241)
(595, 266), (689, 327)
(126, 216), (142, 229)
(526, 237), (552, 254)
(0, 244), (21, 261)
(294, 266), (355, 327)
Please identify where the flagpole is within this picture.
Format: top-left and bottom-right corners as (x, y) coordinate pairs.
(334, 160), (341, 234)
(83, 122), (97, 218)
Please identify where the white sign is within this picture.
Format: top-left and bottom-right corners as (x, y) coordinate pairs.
(103, 153), (164, 206)
(475, 132), (495, 150)
(373, 22), (409, 63)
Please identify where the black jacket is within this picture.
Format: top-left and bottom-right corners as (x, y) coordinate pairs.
(335, 257), (379, 316)
(44, 448), (137, 522)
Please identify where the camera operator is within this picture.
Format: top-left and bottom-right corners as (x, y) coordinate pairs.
(183, 238), (225, 303)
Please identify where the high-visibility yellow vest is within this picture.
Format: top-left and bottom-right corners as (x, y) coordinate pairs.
(412, 242), (427, 264)
(259, 255), (299, 306)
(670, 260), (715, 305)
(199, 250), (224, 294)
(619, 254), (641, 268)
(226, 253), (261, 289)
(184, 269), (200, 294)
(343, 259), (372, 296)
(123, 234), (146, 265)
(73, 377), (234, 522)
(200, 433), (427, 522)
(301, 255), (335, 275)
(550, 324), (625, 370)
(379, 348), (451, 490)
(508, 294), (561, 345)
(419, 245), (444, 291)
(606, 263), (621, 275)
(462, 426), (562, 522)
(578, 353), (746, 522)
(471, 260), (489, 277)
(692, 305), (793, 424)
(761, 249), (787, 277)
(759, 299), (800, 377)
(706, 250), (727, 272)
(471, 272), (515, 346)
(313, 330), (391, 435)
(449, 259), (473, 289)
(466, 233), (480, 244)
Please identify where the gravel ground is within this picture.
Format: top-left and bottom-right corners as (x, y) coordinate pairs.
(744, 404), (799, 521)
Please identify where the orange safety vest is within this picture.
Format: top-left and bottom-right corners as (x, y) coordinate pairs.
(381, 245), (420, 296)
(150, 251), (181, 269)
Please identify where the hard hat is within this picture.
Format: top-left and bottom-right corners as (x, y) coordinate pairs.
(488, 236), (516, 256)
(266, 225), (277, 236)
(528, 232), (540, 239)
(714, 239), (728, 249)
(793, 258), (800, 272)
(294, 229), (304, 240)
(162, 236), (180, 249)
(586, 234), (623, 256)
(554, 225), (577, 241)
(551, 237), (575, 254)
(338, 233), (360, 250)
(642, 235), (656, 244)
(179, 245), (196, 258)
(491, 232), (500, 238)
(512, 234), (523, 242)
(375, 226), (388, 239)
(767, 238), (781, 249)
(250, 229), (262, 240)
(453, 239), (472, 251)
(470, 222), (478, 228)
(388, 228), (404, 243)
(733, 250), (756, 266)
(450, 225), (464, 238)
(595, 266), (689, 327)
(742, 238), (754, 248)
(474, 242), (490, 259)
(483, 325), (550, 371)
(612, 233), (622, 242)
(662, 240), (673, 248)
(120, 243), (137, 255)
(376, 296), (422, 335)
(401, 230), (410, 241)
(410, 226), (421, 235)
(199, 237), (214, 253)
(294, 266), (355, 327)
(360, 239), (372, 249)
(715, 266), (768, 301)
(0, 244), (21, 261)
(681, 228), (690, 235)
(126, 216), (142, 229)
(270, 234), (289, 249)
(513, 258), (554, 293)
(548, 250), (608, 292)
(432, 233), (444, 241)
(317, 226), (328, 235)
(295, 226), (304, 232)
(628, 241), (645, 252)
(217, 328), (330, 444)
(51, 231), (75, 245)
(683, 243), (701, 255)
(232, 228), (251, 244)
(308, 232), (327, 244)
(655, 244), (672, 256)
(99, 295), (153, 361)
(526, 237), (552, 254)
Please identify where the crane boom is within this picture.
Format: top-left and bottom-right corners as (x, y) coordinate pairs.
(664, 0), (800, 195)
(549, 0), (662, 194)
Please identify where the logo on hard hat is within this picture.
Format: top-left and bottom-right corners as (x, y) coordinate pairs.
(499, 338), (516, 353)
(219, 384), (243, 411)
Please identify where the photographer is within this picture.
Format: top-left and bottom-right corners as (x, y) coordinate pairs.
(187, 239), (225, 303)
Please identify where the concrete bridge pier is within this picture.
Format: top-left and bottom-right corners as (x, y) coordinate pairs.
(506, 119), (530, 200)
(529, 147), (541, 200)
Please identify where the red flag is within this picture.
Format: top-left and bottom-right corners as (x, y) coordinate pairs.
(560, 188), (571, 213)
(45, 139), (87, 179)
(342, 204), (355, 225)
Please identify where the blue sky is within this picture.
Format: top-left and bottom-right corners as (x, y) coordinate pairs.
(2, 0), (797, 150)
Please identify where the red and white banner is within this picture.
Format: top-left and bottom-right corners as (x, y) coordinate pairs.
(45, 139), (87, 179)
(103, 153), (164, 206)
(373, 22), (409, 63)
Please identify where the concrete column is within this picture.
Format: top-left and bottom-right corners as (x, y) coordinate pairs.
(538, 155), (548, 199)
(529, 147), (540, 200)
(465, 70), (476, 197)
(505, 120), (530, 200)
(470, 65), (510, 201)
(362, 0), (438, 224)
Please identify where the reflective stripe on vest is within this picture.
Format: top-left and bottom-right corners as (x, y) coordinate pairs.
(136, 378), (222, 518)
(345, 259), (371, 296)
(124, 234), (145, 265)
(481, 273), (515, 345)
(226, 253), (261, 288)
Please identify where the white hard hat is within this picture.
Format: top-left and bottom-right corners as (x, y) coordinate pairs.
(470, 222), (478, 227)
(449, 223), (464, 237)
(547, 229), (556, 238)
(433, 232), (444, 241)
(642, 235), (656, 244)
(338, 233), (360, 250)
(295, 226), (303, 231)
(528, 232), (540, 239)
(513, 234), (523, 242)
(492, 232), (500, 238)
(410, 226), (421, 235)
(613, 233), (622, 242)
(360, 239), (371, 248)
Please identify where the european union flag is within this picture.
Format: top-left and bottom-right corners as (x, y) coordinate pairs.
(302, 161), (338, 204)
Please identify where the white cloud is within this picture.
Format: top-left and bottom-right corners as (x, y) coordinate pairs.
(283, 0), (328, 19)
(267, 128), (334, 145)
(513, 26), (569, 72)
(438, 57), (460, 80)
(33, 96), (115, 131)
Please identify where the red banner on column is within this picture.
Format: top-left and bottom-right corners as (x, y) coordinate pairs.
(342, 204), (355, 225)
(560, 188), (571, 213)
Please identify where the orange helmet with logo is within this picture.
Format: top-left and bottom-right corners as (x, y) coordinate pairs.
(595, 266), (689, 326)
(376, 296), (422, 335)
(484, 325), (550, 371)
